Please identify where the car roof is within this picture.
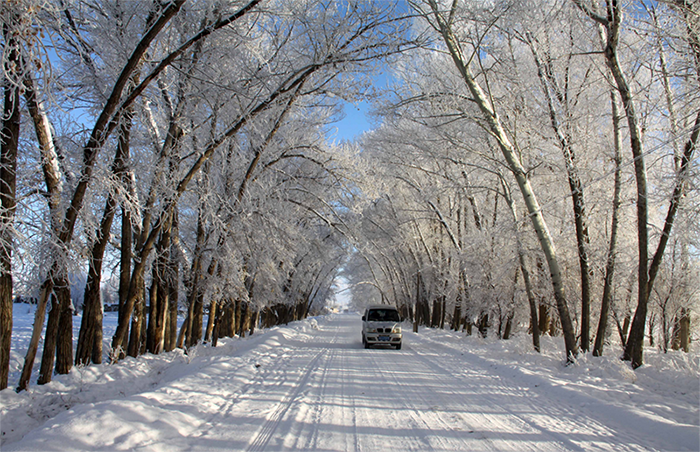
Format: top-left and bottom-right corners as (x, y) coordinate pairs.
(366, 304), (398, 311)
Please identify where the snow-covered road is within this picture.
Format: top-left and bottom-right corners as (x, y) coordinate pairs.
(2, 312), (698, 451)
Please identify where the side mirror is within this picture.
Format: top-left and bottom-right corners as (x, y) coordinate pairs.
(361, 315), (366, 321)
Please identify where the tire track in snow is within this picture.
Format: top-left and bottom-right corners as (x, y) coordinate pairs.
(370, 344), (501, 451)
(285, 346), (340, 450)
(245, 323), (341, 452)
(354, 350), (435, 451)
(171, 332), (304, 443)
(339, 348), (361, 452)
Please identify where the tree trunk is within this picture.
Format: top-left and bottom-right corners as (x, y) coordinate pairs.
(527, 34), (593, 352)
(502, 179), (539, 351)
(179, 215), (204, 349)
(204, 300), (218, 343)
(165, 209), (180, 352)
(77, 151), (127, 364)
(593, 90), (624, 357)
(76, 259), (105, 366)
(0, 273), (12, 391)
(17, 281), (52, 391)
(502, 313), (513, 340)
(211, 305), (222, 347)
(38, 293), (60, 385)
(451, 305), (461, 331)
(147, 209), (173, 354)
(608, 11), (698, 368)
(218, 300), (235, 338)
(431, 299), (441, 328)
(116, 158), (180, 358)
(678, 309), (690, 353)
(0, 20), (21, 389)
(616, 312), (631, 348)
(197, 258), (218, 344)
(238, 301), (249, 338)
(539, 303), (550, 337)
(188, 291), (204, 347)
(575, 0), (653, 368)
(478, 313), (489, 338)
(112, 206), (132, 359)
(146, 273), (168, 355)
(16, 74), (64, 390)
(440, 298), (446, 329)
(250, 310), (259, 336)
(55, 284), (73, 375)
(79, 99), (134, 365)
(176, 316), (188, 349)
(520, 257), (540, 352)
(126, 274), (146, 358)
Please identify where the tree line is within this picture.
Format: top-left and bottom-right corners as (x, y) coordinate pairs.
(344, 0), (698, 367)
(0, 0), (415, 391)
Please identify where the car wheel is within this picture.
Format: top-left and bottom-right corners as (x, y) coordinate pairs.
(395, 343), (402, 350)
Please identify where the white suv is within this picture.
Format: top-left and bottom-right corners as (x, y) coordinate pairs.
(361, 305), (402, 349)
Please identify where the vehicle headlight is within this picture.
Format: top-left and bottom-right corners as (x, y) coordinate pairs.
(393, 326), (402, 333)
(367, 328), (377, 333)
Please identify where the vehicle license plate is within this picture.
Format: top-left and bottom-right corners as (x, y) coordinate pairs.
(378, 335), (390, 341)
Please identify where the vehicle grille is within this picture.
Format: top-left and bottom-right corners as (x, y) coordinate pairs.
(377, 328), (392, 333)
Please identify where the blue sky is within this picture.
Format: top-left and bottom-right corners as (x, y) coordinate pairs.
(329, 100), (374, 142)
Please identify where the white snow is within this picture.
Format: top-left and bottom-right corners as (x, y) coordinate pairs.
(1, 306), (698, 451)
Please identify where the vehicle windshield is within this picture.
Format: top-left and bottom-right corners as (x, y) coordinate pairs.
(367, 309), (400, 322)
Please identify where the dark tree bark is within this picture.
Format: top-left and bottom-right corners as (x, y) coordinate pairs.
(165, 210), (180, 352)
(204, 300), (218, 343)
(38, 293), (60, 385)
(127, 274), (146, 358)
(593, 91), (624, 357)
(219, 300), (236, 338)
(76, 105), (133, 366)
(249, 310), (259, 336)
(186, 282), (206, 348)
(538, 302), (551, 337)
(37, 282), (71, 382)
(55, 283), (74, 375)
(147, 208), (174, 354)
(115, 206), (132, 358)
(0, 18), (21, 389)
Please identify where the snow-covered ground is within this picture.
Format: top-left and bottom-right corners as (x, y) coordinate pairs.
(1, 305), (698, 451)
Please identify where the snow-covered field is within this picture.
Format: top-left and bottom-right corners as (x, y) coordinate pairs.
(1, 305), (698, 451)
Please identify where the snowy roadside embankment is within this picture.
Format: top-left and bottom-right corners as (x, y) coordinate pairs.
(414, 326), (700, 447)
